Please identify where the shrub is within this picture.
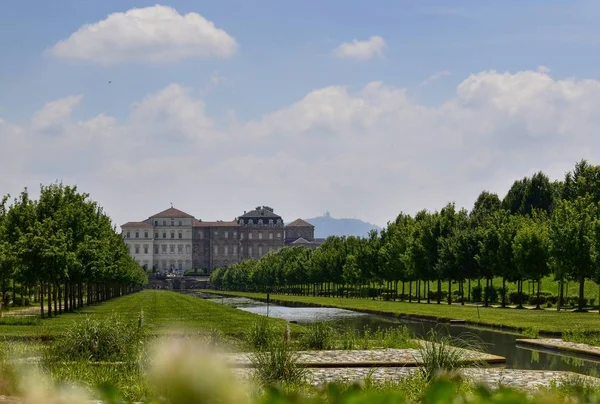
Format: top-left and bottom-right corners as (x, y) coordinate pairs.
(302, 322), (334, 350)
(12, 296), (30, 307)
(509, 291), (529, 305)
(338, 326), (357, 350)
(483, 286), (498, 303)
(47, 312), (146, 362)
(0, 317), (40, 326)
(471, 285), (482, 303)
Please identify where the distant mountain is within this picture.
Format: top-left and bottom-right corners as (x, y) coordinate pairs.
(303, 211), (382, 239)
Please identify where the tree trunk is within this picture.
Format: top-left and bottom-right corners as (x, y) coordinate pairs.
(501, 278), (506, 308)
(468, 279), (471, 302)
(40, 284), (45, 319)
(578, 276), (586, 311)
(437, 279), (441, 304)
(448, 279), (452, 305)
(401, 282), (405, 301)
(536, 279), (541, 310)
(47, 283), (52, 318)
(409, 282), (412, 303)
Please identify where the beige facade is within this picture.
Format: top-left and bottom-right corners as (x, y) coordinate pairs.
(122, 205), (319, 274)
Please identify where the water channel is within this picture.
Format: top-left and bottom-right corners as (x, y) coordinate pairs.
(188, 291), (600, 377)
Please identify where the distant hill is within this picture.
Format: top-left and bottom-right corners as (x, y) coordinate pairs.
(303, 212), (382, 239)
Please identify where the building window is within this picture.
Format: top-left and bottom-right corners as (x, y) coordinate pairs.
(258, 232), (263, 240)
(224, 231), (228, 239)
(178, 262), (183, 270)
(214, 231), (218, 237)
(126, 232), (130, 238)
(162, 260), (167, 270)
(135, 245), (140, 254)
(259, 219), (263, 225)
(135, 232), (139, 238)
(163, 232), (166, 239)
(170, 245), (175, 253)
(233, 231), (237, 238)
(240, 233), (244, 240)
(249, 233), (253, 240)
(269, 219), (273, 225)
(154, 220), (158, 225)
(162, 245), (167, 253)
(178, 220), (182, 226)
(144, 245), (149, 254)
(277, 232), (281, 239)
(178, 232), (182, 239)
(258, 246), (263, 256)
(199, 232), (204, 239)
(163, 220), (166, 226)
(269, 232), (273, 240)
(178, 244), (183, 253)
(224, 245), (229, 255)
(154, 245), (159, 254)
(240, 246), (244, 254)
(248, 246), (253, 256)
(171, 220), (174, 226)
(171, 232), (175, 239)
(144, 231), (148, 238)
(126, 244), (131, 253)
(155, 233), (159, 238)
(214, 245), (218, 255)
(186, 245), (190, 254)
(233, 245), (238, 255)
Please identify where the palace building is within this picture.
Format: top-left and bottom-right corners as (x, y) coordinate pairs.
(121, 206), (322, 274)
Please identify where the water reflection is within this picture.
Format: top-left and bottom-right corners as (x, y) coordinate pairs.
(190, 291), (600, 377)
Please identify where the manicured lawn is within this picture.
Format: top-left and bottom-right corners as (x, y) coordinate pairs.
(0, 290), (292, 338)
(202, 290), (600, 334)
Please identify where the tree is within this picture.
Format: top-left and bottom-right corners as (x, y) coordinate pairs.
(548, 197), (596, 311)
(512, 216), (550, 309)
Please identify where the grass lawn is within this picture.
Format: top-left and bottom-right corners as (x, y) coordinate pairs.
(0, 290), (292, 338)
(202, 290), (600, 334)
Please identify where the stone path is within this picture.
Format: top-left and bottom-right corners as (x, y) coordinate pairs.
(233, 367), (599, 390)
(517, 338), (600, 358)
(223, 347), (505, 368)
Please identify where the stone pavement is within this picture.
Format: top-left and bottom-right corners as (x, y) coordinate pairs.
(517, 338), (600, 358)
(234, 367), (600, 390)
(223, 347), (505, 368)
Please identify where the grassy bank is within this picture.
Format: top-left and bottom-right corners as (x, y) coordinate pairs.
(201, 290), (600, 334)
(0, 290), (292, 338)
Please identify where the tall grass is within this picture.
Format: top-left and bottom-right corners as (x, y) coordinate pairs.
(45, 311), (146, 362)
(563, 326), (600, 346)
(417, 329), (487, 381)
(246, 316), (278, 349)
(251, 340), (307, 387)
(301, 322), (335, 350)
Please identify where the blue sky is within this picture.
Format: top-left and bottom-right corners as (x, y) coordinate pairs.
(1, 1), (600, 227)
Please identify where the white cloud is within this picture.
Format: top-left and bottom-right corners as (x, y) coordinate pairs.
(31, 95), (83, 132)
(4, 68), (600, 228)
(420, 70), (451, 87)
(332, 36), (386, 61)
(48, 5), (238, 65)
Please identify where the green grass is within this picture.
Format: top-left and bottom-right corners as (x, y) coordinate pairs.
(203, 290), (600, 334)
(0, 290), (293, 338)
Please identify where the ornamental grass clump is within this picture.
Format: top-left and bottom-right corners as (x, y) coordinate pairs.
(417, 329), (486, 381)
(246, 316), (278, 350)
(301, 322), (334, 350)
(47, 311), (147, 363)
(251, 340), (307, 387)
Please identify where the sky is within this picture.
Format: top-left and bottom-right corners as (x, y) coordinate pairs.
(2, 0), (600, 228)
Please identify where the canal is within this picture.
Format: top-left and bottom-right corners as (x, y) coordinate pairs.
(189, 291), (600, 377)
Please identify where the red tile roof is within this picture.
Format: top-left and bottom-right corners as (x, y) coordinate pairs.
(148, 207), (195, 219)
(286, 218), (314, 227)
(121, 221), (153, 228)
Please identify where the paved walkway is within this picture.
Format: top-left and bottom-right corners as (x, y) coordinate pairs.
(517, 338), (600, 358)
(224, 347), (505, 368)
(234, 367), (599, 390)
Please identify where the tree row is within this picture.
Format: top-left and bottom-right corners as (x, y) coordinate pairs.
(211, 160), (600, 312)
(0, 183), (147, 318)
